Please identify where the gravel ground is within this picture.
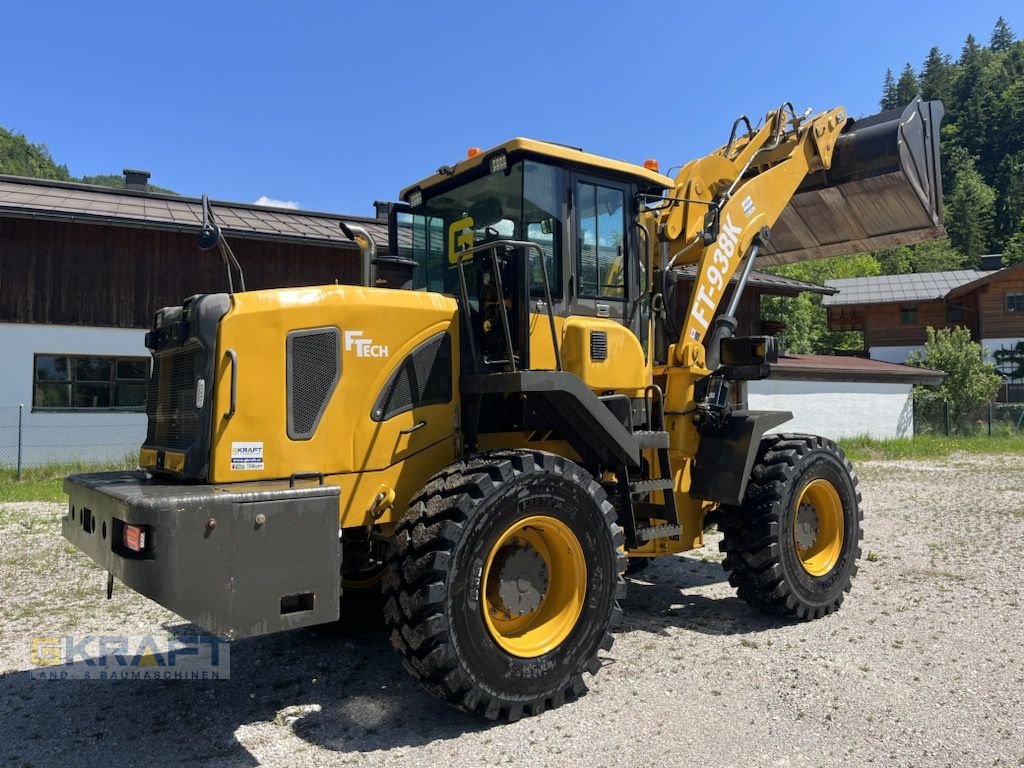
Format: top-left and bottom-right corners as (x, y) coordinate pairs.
(2, 453), (1023, 768)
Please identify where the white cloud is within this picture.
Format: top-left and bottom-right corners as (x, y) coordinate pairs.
(253, 195), (300, 210)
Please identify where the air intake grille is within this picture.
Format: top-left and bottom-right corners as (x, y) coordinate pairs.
(145, 340), (202, 450)
(287, 328), (341, 440)
(590, 331), (608, 361)
(372, 333), (452, 422)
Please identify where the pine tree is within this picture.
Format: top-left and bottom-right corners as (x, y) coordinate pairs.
(896, 63), (919, 105)
(919, 46), (955, 105)
(945, 156), (996, 262)
(991, 16), (1015, 51)
(881, 68), (899, 109)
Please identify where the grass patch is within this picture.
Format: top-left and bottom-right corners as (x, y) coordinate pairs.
(838, 434), (1024, 462)
(0, 460), (134, 503)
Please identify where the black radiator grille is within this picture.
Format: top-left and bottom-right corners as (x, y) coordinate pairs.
(287, 328), (340, 440)
(145, 340), (203, 450)
(590, 331), (608, 361)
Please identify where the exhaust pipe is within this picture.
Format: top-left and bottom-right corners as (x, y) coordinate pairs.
(339, 222), (376, 287)
(761, 98), (945, 265)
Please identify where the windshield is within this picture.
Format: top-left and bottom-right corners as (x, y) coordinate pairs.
(395, 160), (563, 298)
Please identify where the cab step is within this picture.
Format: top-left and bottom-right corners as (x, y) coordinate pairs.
(629, 478), (674, 494)
(633, 430), (670, 450)
(636, 523), (683, 542)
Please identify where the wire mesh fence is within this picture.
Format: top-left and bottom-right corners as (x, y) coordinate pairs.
(913, 398), (1024, 436)
(0, 405), (145, 476)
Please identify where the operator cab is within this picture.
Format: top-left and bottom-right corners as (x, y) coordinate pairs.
(391, 139), (672, 373)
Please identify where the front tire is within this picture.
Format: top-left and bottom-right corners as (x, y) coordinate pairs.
(383, 450), (625, 721)
(718, 434), (863, 619)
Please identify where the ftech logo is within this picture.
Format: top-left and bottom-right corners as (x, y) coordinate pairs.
(344, 330), (389, 358)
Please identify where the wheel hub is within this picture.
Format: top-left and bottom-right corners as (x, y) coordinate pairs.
(493, 543), (548, 617)
(795, 502), (820, 549)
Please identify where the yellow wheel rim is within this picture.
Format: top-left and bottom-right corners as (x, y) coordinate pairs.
(793, 478), (844, 577)
(481, 515), (587, 658)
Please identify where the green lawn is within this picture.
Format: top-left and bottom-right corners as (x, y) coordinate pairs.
(838, 433), (1024, 462)
(0, 461), (134, 503)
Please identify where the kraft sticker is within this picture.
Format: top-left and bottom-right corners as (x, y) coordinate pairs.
(231, 441), (264, 471)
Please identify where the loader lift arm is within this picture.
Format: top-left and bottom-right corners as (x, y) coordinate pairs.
(654, 103), (848, 373)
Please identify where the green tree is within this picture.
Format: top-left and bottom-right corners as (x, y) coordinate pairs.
(761, 253), (881, 354)
(1001, 223), (1024, 266)
(874, 239), (964, 274)
(990, 16), (1015, 51)
(945, 156), (996, 261)
(919, 46), (955, 105)
(896, 63), (919, 105)
(0, 127), (72, 180)
(881, 68), (899, 110)
(908, 326), (1002, 433)
(994, 149), (1024, 246)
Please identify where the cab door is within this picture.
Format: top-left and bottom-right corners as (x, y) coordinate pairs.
(569, 176), (631, 323)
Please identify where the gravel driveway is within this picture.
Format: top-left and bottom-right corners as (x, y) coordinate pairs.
(2, 453), (1023, 768)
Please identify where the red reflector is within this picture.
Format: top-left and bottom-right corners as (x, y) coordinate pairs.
(123, 524), (146, 552)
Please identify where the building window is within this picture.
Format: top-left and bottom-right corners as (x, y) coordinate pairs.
(946, 303), (964, 324)
(1007, 292), (1024, 313)
(33, 355), (149, 410)
(899, 305), (918, 325)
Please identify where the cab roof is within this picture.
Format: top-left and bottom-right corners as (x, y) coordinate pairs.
(400, 137), (674, 201)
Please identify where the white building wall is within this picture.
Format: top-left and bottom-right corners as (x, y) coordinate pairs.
(868, 345), (923, 365)
(747, 379), (914, 440)
(0, 323), (148, 467)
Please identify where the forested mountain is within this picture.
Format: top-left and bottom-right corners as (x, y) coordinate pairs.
(0, 127), (176, 194)
(765, 17), (1024, 353)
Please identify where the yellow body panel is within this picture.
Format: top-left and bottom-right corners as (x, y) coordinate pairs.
(560, 316), (648, 394)
(209, 285), (460, 529)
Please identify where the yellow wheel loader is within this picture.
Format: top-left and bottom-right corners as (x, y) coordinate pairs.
(63, 98), (943, 720)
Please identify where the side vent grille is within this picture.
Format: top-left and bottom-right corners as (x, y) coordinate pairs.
(287, 328), (340, 440)
(590, 331), (608, 361)
(372, 333), (452, 422)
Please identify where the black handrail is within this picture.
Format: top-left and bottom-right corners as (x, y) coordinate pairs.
(454, 239), (562, 373)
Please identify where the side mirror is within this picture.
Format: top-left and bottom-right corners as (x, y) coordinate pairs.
(702, 206), (720, 246)
(198, 194), (222, 251)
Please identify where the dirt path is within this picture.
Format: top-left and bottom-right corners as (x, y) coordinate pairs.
(2, 453), (1023, 767)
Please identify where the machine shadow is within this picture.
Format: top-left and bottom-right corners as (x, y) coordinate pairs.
(1, 624), (490, 767)
(618, 556), (795, 637)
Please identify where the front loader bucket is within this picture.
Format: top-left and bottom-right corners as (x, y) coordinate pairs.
(760, 98), (944, 266)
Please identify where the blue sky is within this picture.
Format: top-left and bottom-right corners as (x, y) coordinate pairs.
(1, 1), (1019, 216)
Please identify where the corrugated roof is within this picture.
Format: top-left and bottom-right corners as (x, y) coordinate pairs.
(0, 175), (389, 249)
(771, 353), (944, 385)
(821, 270), (989, 306)
(672, 264), (834, 295)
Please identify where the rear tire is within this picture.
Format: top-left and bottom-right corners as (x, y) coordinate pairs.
(383, 450), (625, 721)
(717, 434), (863, 620)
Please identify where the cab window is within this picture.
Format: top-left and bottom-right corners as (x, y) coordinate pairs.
(577, 181), (626, 299)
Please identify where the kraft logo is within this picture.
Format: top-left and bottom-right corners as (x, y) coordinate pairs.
(344, 330), (389, 358)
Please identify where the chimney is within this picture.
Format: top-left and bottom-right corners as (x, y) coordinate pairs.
(123, 168), (151, 192)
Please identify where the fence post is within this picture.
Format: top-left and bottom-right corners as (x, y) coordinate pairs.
(16, 403), (23, 481)
(988, 402), (993, 437)
(944, 400), (950, 436)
